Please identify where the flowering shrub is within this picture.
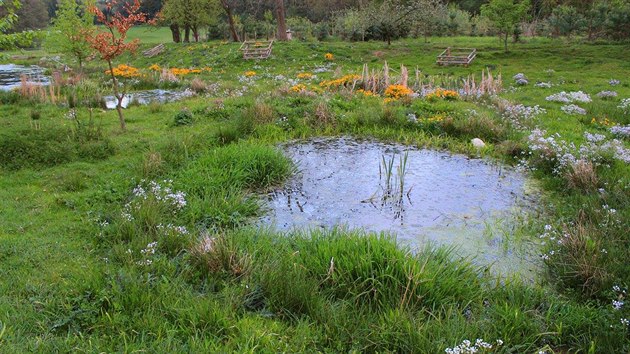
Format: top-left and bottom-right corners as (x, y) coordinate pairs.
(618, 98), (630, 114)
(561, 104), (587, 115)
(356, 89), (377, 97)
(546, 91), (592, 103)
(244, 71), (256, 77)
(597, 91), (618, 99)
(610, 125), (630, 139)
(289, 84), (307, 93)
(527, 129), (630, 175)
(297, 72), (313, 79)
(425, 88), (459, 101)
(384, 84), (413, 100)
(319, 75), (360, 89)
(171, 68), (202, 76)
(324, 52), (334, 60)
(105, 64), (141, 78)
(513, 73), (528, 85)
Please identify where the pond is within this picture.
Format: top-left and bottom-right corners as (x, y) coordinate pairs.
(0, 64), (50, 91)
(104, 89), (195, 109)
(261, 137), (540, 278)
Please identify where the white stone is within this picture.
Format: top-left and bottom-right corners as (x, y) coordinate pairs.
(471, 138), (486, 149)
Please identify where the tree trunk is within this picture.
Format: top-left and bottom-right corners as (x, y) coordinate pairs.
(107, 60), (126, 132)
(275, 0), (288, 40)
(504, 33), (508, 52)
(170, 24), (181, 43)
(193, 26), (199, 42)
(184, 25), (190, 42)
(221, 0), (240, 42)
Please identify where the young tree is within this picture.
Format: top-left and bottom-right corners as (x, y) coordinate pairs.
(481, 0), (530, 52)
(46, 0), (95, 71)
(84, 0), (146, 132)
(548, 5), (585, 38)
(162, 0), (219, 42)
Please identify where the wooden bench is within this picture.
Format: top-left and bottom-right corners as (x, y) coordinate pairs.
(143, 44), (165, 58)
(437, 48), (476, 67)
(240, 40), (274, 60)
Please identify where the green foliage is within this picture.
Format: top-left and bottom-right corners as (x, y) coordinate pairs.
(173, 108), (194, 126)
(481, 0), (530, 51)
(548, 5), (586, 38)
(45, 0), (95, 70)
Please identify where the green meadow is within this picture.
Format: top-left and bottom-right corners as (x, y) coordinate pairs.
(0, 32), (629, 352)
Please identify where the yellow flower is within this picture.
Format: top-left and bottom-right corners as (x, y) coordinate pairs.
(244, 71), (256, 77)
(320, 75), (360, 89)
(356, 89), (377, 97)
(290, 84), (307, 93)
(425, 88), (459, 101)
(325, 53), (334, 60)
(297, 72), (313, 79)
(148, 64), (161, 71)
(384, 84), (413, 99)
(105, 64), (141, 78)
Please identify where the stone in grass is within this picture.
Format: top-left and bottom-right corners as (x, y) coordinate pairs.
(471, 138), (486, 149)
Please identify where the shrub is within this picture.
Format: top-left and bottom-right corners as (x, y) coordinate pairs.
(174, 108), (194, 126)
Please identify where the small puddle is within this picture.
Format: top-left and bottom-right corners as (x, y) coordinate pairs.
(262, 137), (540, 278)
(0, 64), (49, 91)
(104, 89), (195, 109)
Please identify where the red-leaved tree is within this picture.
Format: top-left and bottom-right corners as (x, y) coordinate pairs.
(84, 0), (146, 131)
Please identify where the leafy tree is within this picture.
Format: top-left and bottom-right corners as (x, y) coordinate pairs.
(605, 2), (630, 40)
(162, 0), (220, 42)
(0, 0), (40, 49)
(275, 0), (288, 40)
(219, 0), (240, 41)
(548, 5), (585, 38)
(84, 0), (146, 132)
(410, 0), (447, 42)
(46, 0), (95, 70)
(481, 0), (530, 52)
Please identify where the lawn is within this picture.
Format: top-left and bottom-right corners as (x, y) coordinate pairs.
(0, 34), (629, 352)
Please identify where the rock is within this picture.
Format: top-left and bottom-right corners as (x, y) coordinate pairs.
(471, 138), (485, 149)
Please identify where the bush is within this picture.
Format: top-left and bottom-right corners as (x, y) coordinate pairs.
(174, 108), (194, 126)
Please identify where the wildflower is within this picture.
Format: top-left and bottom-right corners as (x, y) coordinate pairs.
(513, 73), (528, 86)
(561, 104), (587, 115)
(148, 64), (161, 71)
(546, 91), (591, 103)
(324, 52), (334, 60)
(319, 75), (360, 90)
(622, 318), (629, 326)
(610, 79), (621, 86)
(618, 98), (630, 114)
(289, 84), (307, 93)
(244, 71), (256, 77)
(356, 89), (377, 97)
(424, 88), (458, 101)
(613, 300), (624, 310)
(610, 125), (630, 139)
(105, 64), (141, 78)
(297, 72), (313, 79)
(384, 84), (414, 100)
(535, 82), (552, 88)
(597, 91), (618, 99)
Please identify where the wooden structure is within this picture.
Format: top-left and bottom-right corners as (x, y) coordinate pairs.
(436, 48), (477, 66)
(143, 44), (165, 58)
(239, 40), (274, 59)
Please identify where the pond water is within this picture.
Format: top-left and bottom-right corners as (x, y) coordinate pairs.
(261, 137), (540, 278)
(0, 64), (50, 91)
(104, 89), (195, 109)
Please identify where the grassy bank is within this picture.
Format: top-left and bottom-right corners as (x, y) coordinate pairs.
(0, 35), (629, 352)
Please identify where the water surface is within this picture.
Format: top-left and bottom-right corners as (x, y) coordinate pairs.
(0, 64), (49, 91)
(262, 137), (540, 277)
